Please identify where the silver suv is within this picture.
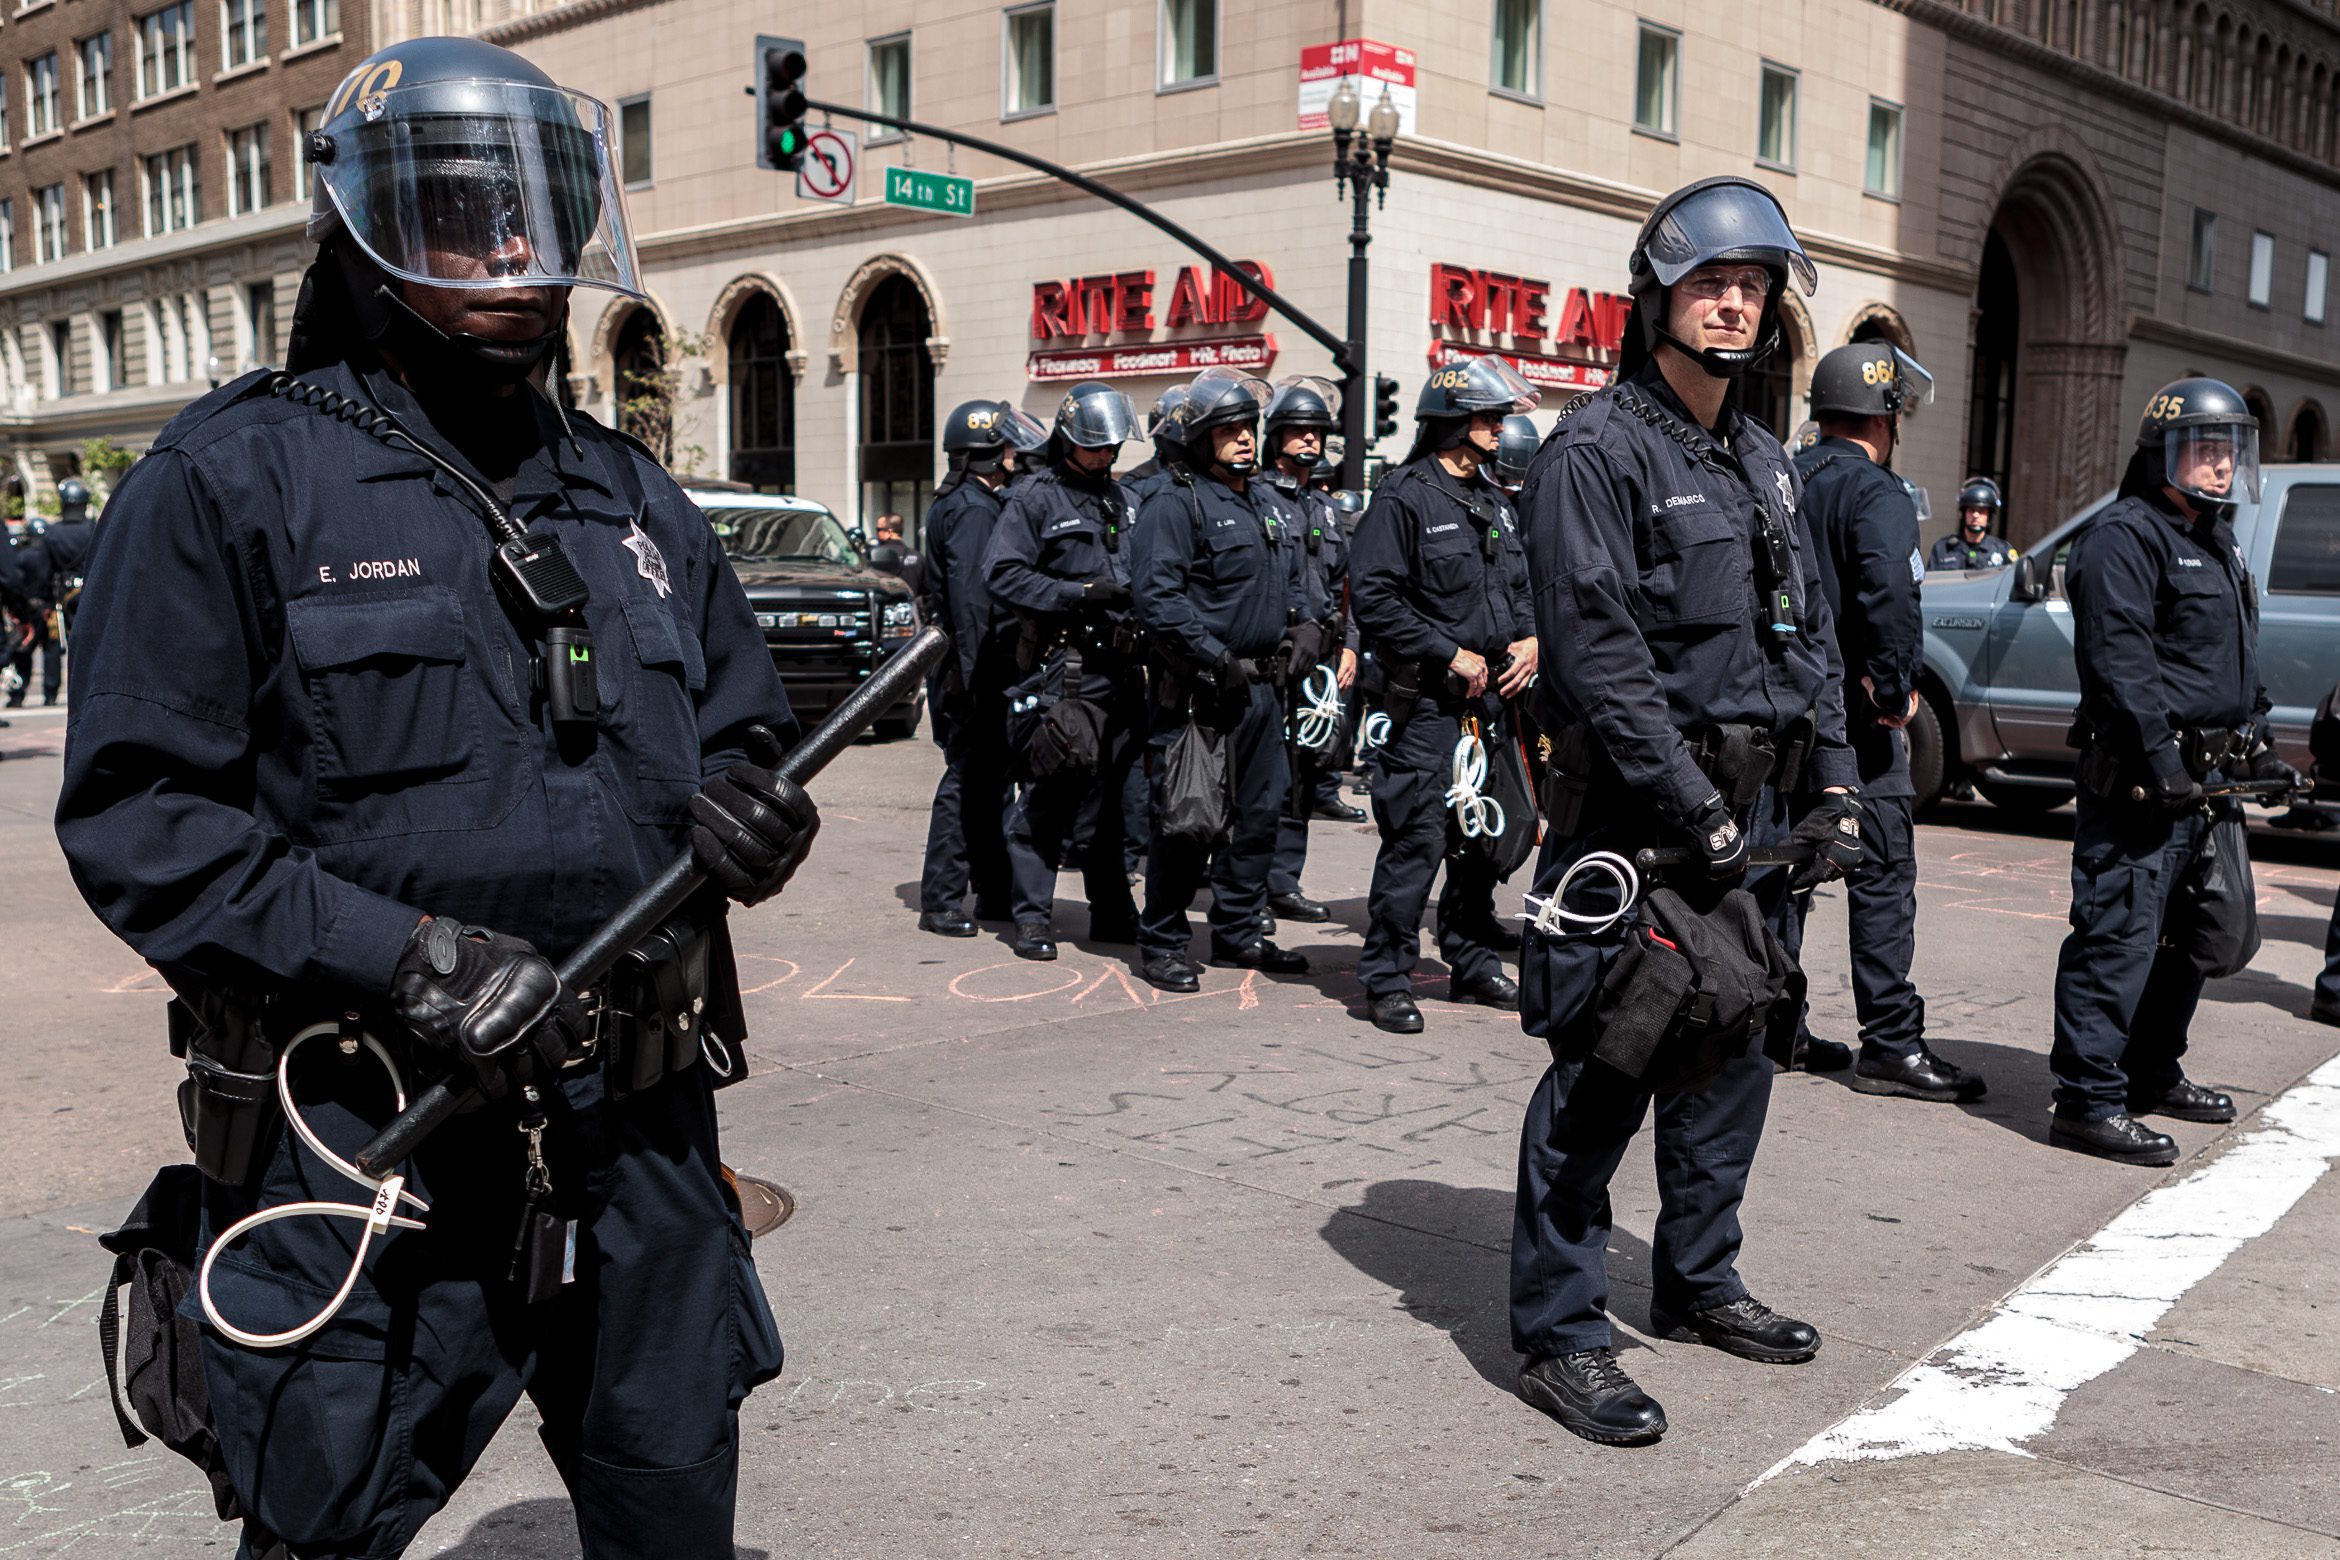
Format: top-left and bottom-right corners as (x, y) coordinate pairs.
(1909, 464), (2340, 814)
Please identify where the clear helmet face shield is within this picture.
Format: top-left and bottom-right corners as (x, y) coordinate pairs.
(2166, 424), (2261, 506)
(315, 77), (644, 297)
(1883, 346), (1935, 411)
(1056, 385), (1140, 448)
(998, 406), (1052, 454)
(1645, 183), (1818, 297)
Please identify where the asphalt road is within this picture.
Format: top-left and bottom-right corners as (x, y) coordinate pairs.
(2, 711), (2337, 1557)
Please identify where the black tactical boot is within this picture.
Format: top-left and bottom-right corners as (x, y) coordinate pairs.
(2049, 1111), (2178, 1166)
(1369, 992), (1423, 1034)
(1311, 798), (1367, 823)
(1516, 1349), (1667, 1446)
(1141, 953), (1201, 993)
(1267, 891), (1331, 923)
(1011, 921), (1058, 962)
(1448, 971), (1520, 1011)
(2128, 1077), (2235, 1124)
(1209, 939), (1308, 974)
(1791, 1034), (1852, 1072)
(918, 909), (978, 938)
(1852, 1045), (1986, 1102)
(1650, 1295), (1820, 1364)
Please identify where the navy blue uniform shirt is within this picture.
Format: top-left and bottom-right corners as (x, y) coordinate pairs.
(1264, 472), (1352, 644)
(1927, 532), (2015, 570)
(2066, 490), (2267, 780)
(984, 461), (1132, 619)
(1349, 455), (1534, 668)
(1796, 436), (1922, 792)
(1517, 363), (1855, 823)
(921, 474), (1009, 688)
(40, 517), (94, 588)
(1132, 469), (1293, 666)
(55, 359), (791, 1001)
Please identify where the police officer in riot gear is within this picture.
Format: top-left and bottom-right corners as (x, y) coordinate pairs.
(1928, 477), (2015, 569)
(1789, 342), (1987, 1101)
(1510, 178), (1858, 1445)
(1349, 353), (1540, 1035)
(917, 398), (1050, 937)
(56, 37), (815, 1557)
(1260, 375), (1363, 925)
(1493, 413), (1539, 494)
(986, 380), (1147, 960)
(2051, 378), (2292, 1165)
(1122, 384), (1194, 507)
(1131, 372), (1312, 990)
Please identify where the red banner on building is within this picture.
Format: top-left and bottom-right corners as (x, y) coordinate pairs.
(1427, 340), (1608, 393)
(1028, 334), (1279, 382)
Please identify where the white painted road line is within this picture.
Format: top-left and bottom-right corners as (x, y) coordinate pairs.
(1756, 1051), (2340, 1483)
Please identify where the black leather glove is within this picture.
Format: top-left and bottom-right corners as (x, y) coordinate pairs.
(1278, 621), (1329, 687)
(1789, 791), (1867, 892)
(690, 760), (821, 906)
(1209, 650), (1252, 698)
(390, 918), (586, 1096)
(2149, 768), (2206, 813)
(2245, 742), (2306, 802)
(1083, 578), (1131, 609)
(1685, 791), (1749, 879)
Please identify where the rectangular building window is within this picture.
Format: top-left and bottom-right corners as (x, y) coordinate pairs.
(82, 169), (115, 249)
(1757, 61), (1798, 170)
(245, 279), (275, 367)
(221, 0), (265, 71)
(1159, 0), (1214, 89)
(292, 104), (322, 197)
(2188, 208), (2217, 291)
(290, 0), (335, 46)
(136, 3), (198, 100)
(97, 308), (122, 391)
(26, 54), (59, 139)
(0, 200), (14, 272)
(2309, 249), (2329, 325)
(75, 33), (111, 119)
(2249, 229), (2275, 308)
(33, 184), (66, 263)
(227, 123), (269, 215)
(618, 95), (651, 188)
(1491, 0), (1540, 98)
(1634, 23), (1678, 137)
(867, 33), (910, 140)
(142, 144), (198, 235)
(1865, 98), (1902, 199)
(52, 321), (75, 397)
(1002, 2), (1053, 118)
(0, 78), (10, 151)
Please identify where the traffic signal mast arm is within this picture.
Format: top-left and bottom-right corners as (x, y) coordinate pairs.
(796, 96), (1354, 374)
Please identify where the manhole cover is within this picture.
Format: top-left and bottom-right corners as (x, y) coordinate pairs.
(734, 1174), (795, 1239)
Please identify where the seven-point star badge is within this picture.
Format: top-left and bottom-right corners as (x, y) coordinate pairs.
(623, 517), (670, 599)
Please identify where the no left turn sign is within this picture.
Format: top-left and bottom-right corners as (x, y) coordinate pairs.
(797, 127), (858, 204)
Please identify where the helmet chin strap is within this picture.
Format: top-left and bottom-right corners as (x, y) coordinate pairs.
(334, 241), (562, 390)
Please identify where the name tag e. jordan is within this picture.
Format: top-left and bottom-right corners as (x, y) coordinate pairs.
(319, 558), (424, 584)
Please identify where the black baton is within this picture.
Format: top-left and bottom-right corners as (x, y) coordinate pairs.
(2126, 777), (2296, 803)
(355, 624), (950, 1178)
(1632, 845), (1815, 875)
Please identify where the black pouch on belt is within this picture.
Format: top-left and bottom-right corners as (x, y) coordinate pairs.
(1589, 885), (1802, 1093)
(170, 998), (280, 1190)
(1693, 724), (1776, 812)
(1541, 719), (1598, 841)
(1772, 714), (1817, 798)
(603, 916), (713, 1100)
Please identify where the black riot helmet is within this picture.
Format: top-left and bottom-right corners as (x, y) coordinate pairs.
(1167, 369), (1270, 478)
(1957, 476), (2002, 536)
(1308, 455), (1337, 491)
(1621, 177), (1816, 382)
(295, 37), (642, 383)
(942, 399), (1049, 474)
(1408, 355), (1539, 461)
(1263, 374), (1339, 453)
(55, 477), (90, 521)
(1051, 380), (1140, 454)
(2120, 376), (2261, 514)
(1808, 342), (1935, 419)
(1494, 413), (1539, 489)
(1328, 489), (1366, 518)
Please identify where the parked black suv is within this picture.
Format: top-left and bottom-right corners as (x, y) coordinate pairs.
(684, 487), (924, 738)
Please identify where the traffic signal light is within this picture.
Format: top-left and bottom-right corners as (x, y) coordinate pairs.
(755, 35), (808, 172)
(1373, 374), (1400, 442)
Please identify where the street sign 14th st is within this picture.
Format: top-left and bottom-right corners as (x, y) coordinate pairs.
(883, 166), (976, 218)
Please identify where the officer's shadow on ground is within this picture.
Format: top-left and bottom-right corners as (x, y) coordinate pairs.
(433, 1498), (772, 1559)
(1318, 1179), (1659, 1395)
(1795, 1036), (2060, 1147)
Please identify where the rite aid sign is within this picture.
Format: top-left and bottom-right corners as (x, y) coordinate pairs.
(1428, 262), (1631, 393)
(1027, 260), (1278, 382)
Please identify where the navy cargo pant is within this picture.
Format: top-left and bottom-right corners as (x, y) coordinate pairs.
(1141, 679), (1289, 960)
(194, 1055), (780, 1559)
(1509, 791), (1793, 1359)
(919, 682), (1012, 917)
(1357, 701), (1509, 999)
(1781, 792), (1925, 1061)
(1004, 658), (1144, 932)
(2050, 787), (2212, 1120)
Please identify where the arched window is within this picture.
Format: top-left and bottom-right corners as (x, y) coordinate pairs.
(857, 273), (935, 538)
(2243, 387), (2277, 441)
(727, 294), (794, 493)
(2290, 401), (2327, 463)
(612, 307), (669, 462)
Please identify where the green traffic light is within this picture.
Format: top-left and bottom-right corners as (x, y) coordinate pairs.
(778, 128), (806, 154)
